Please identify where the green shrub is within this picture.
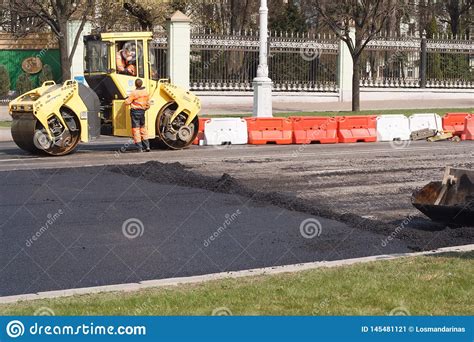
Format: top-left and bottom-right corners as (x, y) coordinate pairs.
(39, 64), (54, 85)
(16, 73), (33, 94)
(0, 65), (11, 96)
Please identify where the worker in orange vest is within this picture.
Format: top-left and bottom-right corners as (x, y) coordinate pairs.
(116, 48), (136, 76)
(125, 79), (151, 152)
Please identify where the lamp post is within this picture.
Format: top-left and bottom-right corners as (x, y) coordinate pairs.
(253, 0), (273, 118)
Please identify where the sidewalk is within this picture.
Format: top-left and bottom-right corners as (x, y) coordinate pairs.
(201, 98), (474, 115)
(0, 106), (9, 121)
(0, 128), (11, 142)
(1, 98), (472, 120)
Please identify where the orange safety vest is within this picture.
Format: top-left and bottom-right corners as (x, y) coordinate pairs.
(116, 50), (126, 72)
(126, 87), (150, 110)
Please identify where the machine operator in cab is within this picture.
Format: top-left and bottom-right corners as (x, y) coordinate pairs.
(125, 79), (151, 152)
(116, 42), (137, 76)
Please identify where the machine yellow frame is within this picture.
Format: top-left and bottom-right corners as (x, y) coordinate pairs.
(9, 31), (201, 156)
(97, 32), (201, 139)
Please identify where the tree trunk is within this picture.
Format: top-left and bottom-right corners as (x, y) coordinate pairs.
(352, 55), (361, 112)
(58, 21), (71, 81)
(449, 13), (460, 36)
(230, 0), (241, 33)
(447, 0), (461, 36)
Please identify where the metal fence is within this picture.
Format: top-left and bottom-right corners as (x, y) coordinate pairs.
(190, 31), (259, 91)
(360, 38), (421, 87)
(153, 30), (474, 91)
(360, 35), (474, 88)
(269, 33), (338, 92)
(189, 30), (339, 92)
(150, 34), (168, 80)
(426, 38), (474, 88)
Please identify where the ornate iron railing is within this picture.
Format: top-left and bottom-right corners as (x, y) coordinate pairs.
(153, 30), (474, 91)
(361, 36), (474, 88)
(150, 34), (168, 80)
(426, 38), (474, 88)
(189, 30), (339, 92)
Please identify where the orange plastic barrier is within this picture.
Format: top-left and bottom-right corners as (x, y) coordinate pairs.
(337, 116), (377, 143)
(291, 117), (338, 144)
(193, 117), (209, 145)
(461, 115), (474, 141)
(246, 118), (293, 145)
(443, 113), (469, 136)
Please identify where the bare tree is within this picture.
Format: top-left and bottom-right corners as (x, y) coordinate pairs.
(123, 1), (154, 30)
(3, 0), (94, 80)
(439, 0), (473, 36)
(310, 0), (405, 111)
(416, 0), (473, 37)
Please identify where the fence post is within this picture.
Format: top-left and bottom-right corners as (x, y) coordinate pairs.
(166, 11), (191, 90)
(338, 27), (355, 102)
(420, 31), (427, 88)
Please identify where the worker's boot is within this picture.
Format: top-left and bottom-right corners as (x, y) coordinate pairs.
(135, 141), (144, 152)
(142, 139), (151, 152)
(140, 127), (151, 152)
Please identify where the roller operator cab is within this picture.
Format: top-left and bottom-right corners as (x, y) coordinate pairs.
(9, 32), (201, 156)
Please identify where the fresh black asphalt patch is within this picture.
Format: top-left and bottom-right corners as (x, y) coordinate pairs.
(117, 162), (474, 250)
(0, 161), (466, 297)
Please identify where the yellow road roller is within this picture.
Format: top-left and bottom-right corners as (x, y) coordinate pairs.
(9, 32), (201, 156)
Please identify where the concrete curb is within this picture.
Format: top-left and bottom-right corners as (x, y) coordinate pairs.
(0, 106), (11, 122)
(0, 128), (11, 142)
(1, 244), (473, 304)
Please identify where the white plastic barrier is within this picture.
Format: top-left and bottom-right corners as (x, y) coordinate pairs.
(204, 118), (248, 146)
(409, 113), (443, 132)
(376, 115), (411, 141)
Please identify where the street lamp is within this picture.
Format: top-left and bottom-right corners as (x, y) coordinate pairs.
(253, 0), (273, 118)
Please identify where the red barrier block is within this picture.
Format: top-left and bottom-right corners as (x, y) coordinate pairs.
(291, 116), (338, 144)
(443, 113), (469, 136)
(461, 115), (474, 141)
(246, 118), (293, 145)
(337, 116), (377, 143)
(193, 117), (209, 145)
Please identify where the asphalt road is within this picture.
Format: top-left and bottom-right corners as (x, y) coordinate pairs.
(0, 136), (472, 172)
(0, 138), (473, 297)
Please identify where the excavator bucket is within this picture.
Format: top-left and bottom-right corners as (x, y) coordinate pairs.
(412, 168), (474, 226)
